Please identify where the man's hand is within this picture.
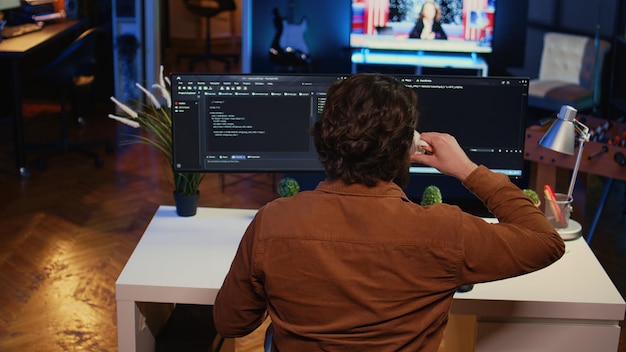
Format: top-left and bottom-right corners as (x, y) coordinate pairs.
(410, 132), (478, 181)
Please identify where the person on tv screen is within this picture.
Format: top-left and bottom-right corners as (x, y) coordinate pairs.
(409, 0), (448, 40)
(213, 74), (565, 351)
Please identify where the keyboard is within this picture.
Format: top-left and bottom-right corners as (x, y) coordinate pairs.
(2, 23), (44, 39)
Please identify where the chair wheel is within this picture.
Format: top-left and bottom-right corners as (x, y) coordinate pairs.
(19, 167), (30, 178)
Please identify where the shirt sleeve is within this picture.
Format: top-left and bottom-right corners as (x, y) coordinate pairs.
(213, 212), (267, 337)
(456, 165), (566, 284)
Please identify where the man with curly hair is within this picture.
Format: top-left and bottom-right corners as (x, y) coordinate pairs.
(214, 73), (565, 351)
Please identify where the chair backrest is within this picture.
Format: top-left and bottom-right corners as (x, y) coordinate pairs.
(39, 26), (108, 86)
(538, 32), (611, 107)
(264, 323), (274, 352)
(539, 32), (611, 89)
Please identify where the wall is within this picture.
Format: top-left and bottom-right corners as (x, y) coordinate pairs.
(507, 0), (621, 80)
(243, 0), (352, 73)
(503, 0), (624, 118)
(168, 0), (199, 39)
(168, 0), (242, 40)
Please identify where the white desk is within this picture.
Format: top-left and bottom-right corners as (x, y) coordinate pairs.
(116, 206), (625, 352)
(447, 232), (625, 352)
(116, 206), (257, 352)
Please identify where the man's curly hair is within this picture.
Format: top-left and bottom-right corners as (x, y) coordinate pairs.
(313, 74), (418, 186)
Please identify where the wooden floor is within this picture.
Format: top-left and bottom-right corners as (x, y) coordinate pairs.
(0, 38), (624, 351)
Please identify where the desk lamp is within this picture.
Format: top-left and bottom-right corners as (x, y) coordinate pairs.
(538, 105), (591, 200)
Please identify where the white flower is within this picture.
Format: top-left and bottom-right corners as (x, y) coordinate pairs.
(136, 83), (161, 109)
(159, 65), (167, 88)
(157, 66), (172, 108)
(152, 83), (171, 108)
(110, 96), (138, 118)
(108, 114), (140, 128)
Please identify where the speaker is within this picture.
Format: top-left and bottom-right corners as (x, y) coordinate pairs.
(65, 0), (78, 19)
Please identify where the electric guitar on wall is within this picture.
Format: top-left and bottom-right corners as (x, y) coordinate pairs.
(269, 0), (310, 68)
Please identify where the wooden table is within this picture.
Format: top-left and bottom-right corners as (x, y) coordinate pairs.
(0, 19), (85, 177)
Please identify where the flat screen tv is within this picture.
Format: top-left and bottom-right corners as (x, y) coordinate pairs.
(350, 0), (496, 54)
(171, 73), (528, 179)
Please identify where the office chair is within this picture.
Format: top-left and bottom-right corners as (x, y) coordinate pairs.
(177, 0), (239, 71)
(264, 322), (274, 352)
(155, 304), (225, 352)
(28, 26), (113, 169)
(528, 32), (611, 114)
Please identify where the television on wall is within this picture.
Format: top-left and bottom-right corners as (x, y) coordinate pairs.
(350, 0), (497, 55)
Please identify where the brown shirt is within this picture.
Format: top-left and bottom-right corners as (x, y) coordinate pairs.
(214, 166), (565, 351)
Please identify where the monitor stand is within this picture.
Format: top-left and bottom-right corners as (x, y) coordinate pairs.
(351, 49), (489, 77)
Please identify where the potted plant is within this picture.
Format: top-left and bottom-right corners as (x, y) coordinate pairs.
(522, 189), (541, 208)
(277, 177), (300, 197)
(420, 185), (443, 206)
(108, 66), (204, 216)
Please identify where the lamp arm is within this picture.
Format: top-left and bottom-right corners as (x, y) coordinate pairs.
(573, 120), (591, 142)
(566, 137), (585, 199)
(566, 118), (590, 200)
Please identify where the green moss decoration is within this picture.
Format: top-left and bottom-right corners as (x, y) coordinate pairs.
(421, 185), (442, 206)
(277, 177), (300, 197)
(522, 189), (541, 207)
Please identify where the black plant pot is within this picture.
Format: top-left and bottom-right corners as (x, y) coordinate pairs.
(173, 192), (199, 217)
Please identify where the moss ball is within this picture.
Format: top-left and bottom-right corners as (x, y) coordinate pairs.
(522, 189), (541, 206)
(277, 177), (300, 197)
(421, 185), (442, 206)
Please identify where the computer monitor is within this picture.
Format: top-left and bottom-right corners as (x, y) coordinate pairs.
(171, 73), (528, 178)
(0, 0), (20, 12)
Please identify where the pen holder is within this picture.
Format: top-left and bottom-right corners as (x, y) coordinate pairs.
(544, 193), (573, 229)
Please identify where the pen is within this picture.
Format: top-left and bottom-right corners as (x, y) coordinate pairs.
(544, 185), (565, 227)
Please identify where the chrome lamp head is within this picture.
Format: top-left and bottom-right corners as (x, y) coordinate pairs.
(537, 105), (591, 199)
(539, 105), (590, 154)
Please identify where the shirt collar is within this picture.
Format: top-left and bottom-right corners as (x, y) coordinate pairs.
(315, 178), (411, 201)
